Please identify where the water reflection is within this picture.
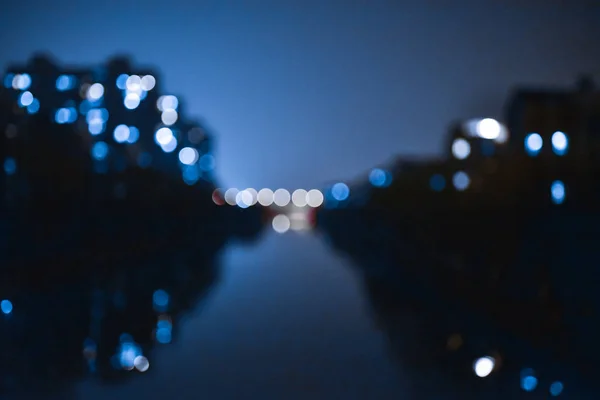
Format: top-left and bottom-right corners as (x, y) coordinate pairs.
(319, 209), (596, 399)
(0, 230), (232, 398)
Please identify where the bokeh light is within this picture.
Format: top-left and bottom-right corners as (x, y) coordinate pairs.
(18, 91), (34, 107)
(12, 73), (32, 90)
(91, 141), (109, 161)
(126, 75), (141, 91)
(141, 75), (156, 91)
(124, 93), (141, 109)
(272, 214), (291, 233)
(331, 183), (350, 201)
(4, 157), (17, 175)
(475, 118), (501, 140)
(160, 136), (178, 153)
(273, 189), (291, 207)
(127, 126), (140, 144)
(451, 138), (471, 160)
(452, 171), (470, 191)
(224, 188), (239, 206)
(473, 356), (495, 378)
(292, 189), (308, 207)
(551, 131), (568, 155)
(1, 299), (13, 314)
(155, 127), (174, 146)
(113, 124), (130, 143)
(27, 98), (40, 114)
(549, 381), (564, 396)
(134, 356), (150, 372)
(161, 109), (178, 126)
(86, 83), (105, 101)
(369, 168), (392, 188)
(525, 133), (543, 156)
(116, 74), (128, 89)
(551, 180), (565, 204)
(306, 189), (324, 207)
(258, 188), (274, 206)
(178, 147), (199, 165)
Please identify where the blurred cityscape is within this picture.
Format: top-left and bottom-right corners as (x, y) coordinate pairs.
(1, 53), (600, 399)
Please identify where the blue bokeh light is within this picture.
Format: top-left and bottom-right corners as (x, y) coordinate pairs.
(56, 75), (76, 91)
(91, 142), (109, 161)
(199, 154), (215, 171)
(118, 342), (142, 369)
(551, 180), (565, 204)
(55, 107), (77, 124)
(18, 91), (34, 107)
(369, 168), (392, 188)
(27, 98), (40, 114)
(331, 182), (350, 201)
(1, 299), (13, 314)
(3, 73), (14, 88)
(430, 174), (446, 192)
(525, 133), (543, 156)
(153, 289), (169, 308)
(521, 376), (538, 392)
(127, 126), (140, 144)
(182, 165), (200, 185)
(551, 131), (568, 156)
(4, 157), (17, 175)
(549, 381), (564, 396)
(157, 320), (172, 330)
(116, 74), (128, 90)
(14, 73), (32, 90)
(520, 369), (538, 392)
(452, 171), (470, 191)
(156, 327), (172, 344)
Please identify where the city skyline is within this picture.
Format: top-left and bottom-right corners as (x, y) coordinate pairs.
(1, 1), (599, 190)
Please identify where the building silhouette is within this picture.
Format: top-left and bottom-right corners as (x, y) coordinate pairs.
(2, 54), (214, 186)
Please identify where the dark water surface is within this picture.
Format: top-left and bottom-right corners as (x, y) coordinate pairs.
(68, 232), (408, 399)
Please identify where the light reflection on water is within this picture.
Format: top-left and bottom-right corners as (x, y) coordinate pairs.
(74, 232), (405, 399)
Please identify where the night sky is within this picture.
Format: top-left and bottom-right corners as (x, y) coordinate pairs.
(1, 1), (599, 190)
